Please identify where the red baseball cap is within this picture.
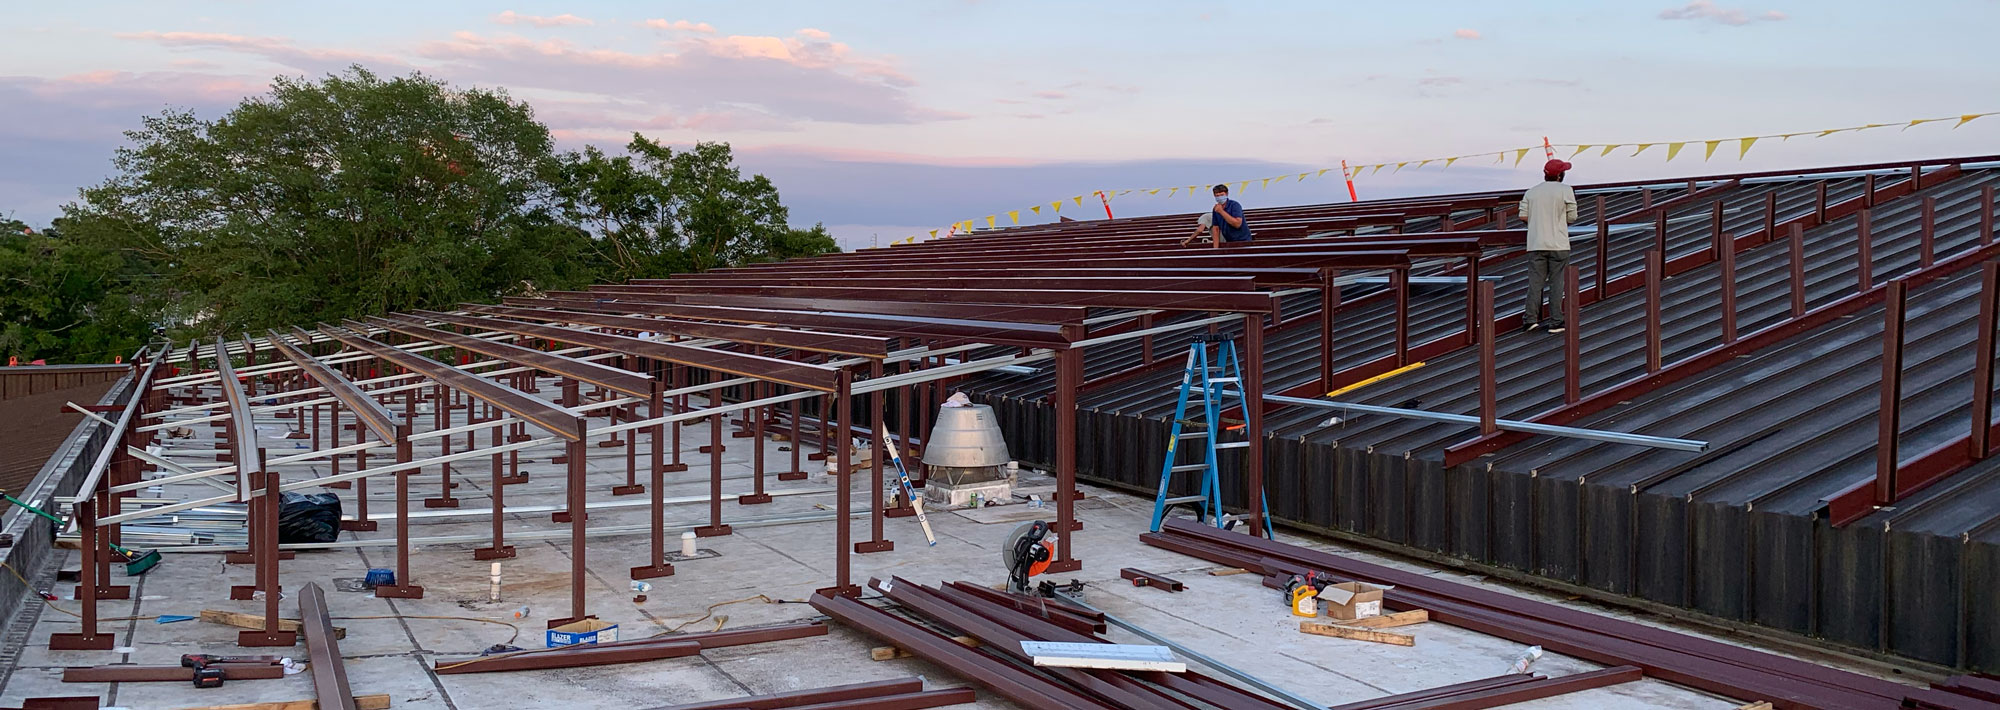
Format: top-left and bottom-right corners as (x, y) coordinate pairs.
(1543, 159), (1572, 175)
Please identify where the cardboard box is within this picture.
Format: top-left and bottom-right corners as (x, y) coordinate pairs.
(1319, 582), (1387, 621)
(546, 618), (619, 647)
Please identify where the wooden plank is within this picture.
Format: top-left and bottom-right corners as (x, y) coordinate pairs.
(1335, 610), (1429, 629)
(200, 609), (345, 639)
(871, 636), (978, 660)
(1298, 622), (1415, 646)
(181, 694), (391, 710)
(1207, 568), (1252, 576)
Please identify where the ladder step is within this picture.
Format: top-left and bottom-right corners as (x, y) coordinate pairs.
(1215, 442), (1249, 449)
(1208, 377), (1240, 383)
(1163, 495), (1207, 505)
(1177, 432), (1208, 439)
(1170, 464), (1208, 472)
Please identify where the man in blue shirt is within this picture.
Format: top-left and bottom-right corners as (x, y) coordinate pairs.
(1200, 185), (1248, 246)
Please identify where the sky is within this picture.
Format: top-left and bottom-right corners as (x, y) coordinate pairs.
(4, 1), (1999, 249)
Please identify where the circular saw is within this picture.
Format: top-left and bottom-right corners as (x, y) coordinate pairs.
(1002, 520), (1054, 594)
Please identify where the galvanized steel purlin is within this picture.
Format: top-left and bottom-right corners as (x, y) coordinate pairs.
(368, 314), (657, 398)
(403, 310), (843, 392)
(459, 303), (893, 357)
(211, 336), (264, 504)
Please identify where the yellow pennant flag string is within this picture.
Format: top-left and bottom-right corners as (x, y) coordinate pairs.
(959, 110), (1995, 238)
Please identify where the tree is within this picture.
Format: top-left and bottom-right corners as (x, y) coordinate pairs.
(64, 66), (604, 336)
(555, 135), (836, 280)
(0, 218), (153, 363)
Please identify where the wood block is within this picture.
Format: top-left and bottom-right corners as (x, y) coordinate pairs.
(199, 609), (345, 639)
(1207, 568), (1252, 576)
(1335, 610), (1429, 629)
(871, 635), (978, 660)
(1299, 621), (1414, 646)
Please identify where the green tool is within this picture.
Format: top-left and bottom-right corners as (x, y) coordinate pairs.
(0, 489), (161, 575)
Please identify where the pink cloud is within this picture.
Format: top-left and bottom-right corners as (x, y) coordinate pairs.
(492, 10), (593, 27)
(1453, 28), (1481, 39)
(641, 19), (716, 33)
(416, 29), (953, 124)
(1657, 1), (1787, 25)
(118, 31), (408, 74)
(1032, 90), (1066, 100)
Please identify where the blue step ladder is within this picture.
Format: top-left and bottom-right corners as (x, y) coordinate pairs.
(1148, 334), (1274, 538)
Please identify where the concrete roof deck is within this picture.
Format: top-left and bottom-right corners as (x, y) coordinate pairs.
(0, 384), (1920, 709)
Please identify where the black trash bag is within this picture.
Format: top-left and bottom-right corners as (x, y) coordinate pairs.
(278, 492), (342, 544)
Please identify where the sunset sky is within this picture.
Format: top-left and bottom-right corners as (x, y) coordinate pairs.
(5, 1), (1998, 248)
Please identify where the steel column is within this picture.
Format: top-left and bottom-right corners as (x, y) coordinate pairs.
(1477, 281), (1497, 435)
(694, 380), (731, 537)
(1975, 262), (2000, 459)
(374, 421), (422, 599)
(1720, 232), (1737, 344)
(1047, 346), (1083, 573)
(1392, 269), (1409, 365)
(1858, 209), (1873, 293)
(1243, 313), (1266, 534)
(1564, 266), (1581, 404)
(633, 380), (673, 579)
(1876, 279), (1907, 504)
(1594, 195), (1609, 294)
(1645, 250), (1663, 374)
(1319, 270), (1340, 386)
(857, 358), (892, 553)
(823, 369), (858, 597)
(475, 400), (513, 561)
(1790, 224), (1807, 319)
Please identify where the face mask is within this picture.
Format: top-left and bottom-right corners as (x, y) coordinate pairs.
(1214, 195), (1227, 204)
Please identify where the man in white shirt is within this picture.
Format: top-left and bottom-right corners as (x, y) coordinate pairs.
(1519, 159), (1579, 333)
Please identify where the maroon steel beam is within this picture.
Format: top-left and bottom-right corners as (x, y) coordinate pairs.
(1146, 522), (1915, 709)
(1120, 568), (1185, 591)
(808, 593), (1115, 710)
(875, 578), (1184, 710)
(1984, 186), (1996, 245)
(509, 297), (1077, 350)
(61, 664), (286, 683)
(941, 581), (1107, 635)
(409, 310), (840, 392)
(655, 275), (1261, 292)
(1326, 674), (1542, 710)
(657, 678), (925, 710)
(298, 582), (356, 710)
(583, 287), (1089, 324)
(461, 303), (891, 357)
(320, 324), (582, 441)
(434, 640), (702, 674)
(369, 315), (655, 397)
(1383, 666), (1642, 710)
(1594, 195), (1610, 294)
(667, 689), (976, 710)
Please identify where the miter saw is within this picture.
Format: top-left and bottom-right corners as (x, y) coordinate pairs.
(1002, 520), (1056, 595)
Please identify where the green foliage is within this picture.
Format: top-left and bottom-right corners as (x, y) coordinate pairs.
(27, 65), (840, 361)
(0, 220), (153, 363)
(554, 135), (836, 279)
